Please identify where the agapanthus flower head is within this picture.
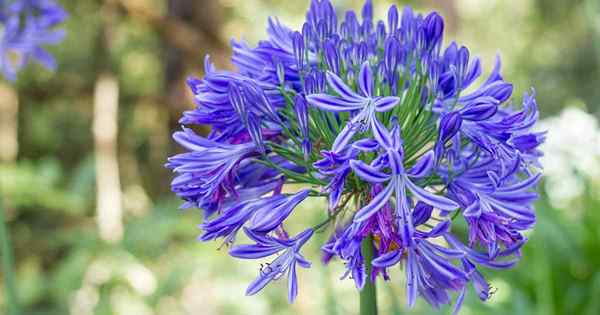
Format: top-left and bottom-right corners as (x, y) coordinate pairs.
(167, 0), (544, 311)
(0, 0), (67, 80)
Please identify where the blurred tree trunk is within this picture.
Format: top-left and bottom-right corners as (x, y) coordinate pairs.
(107, 0), (229, 196)
(0, 84), (18, 163)
(93, 74), (123, 243)
(134, 0), (227, 196)
(93, 1), (123, 243)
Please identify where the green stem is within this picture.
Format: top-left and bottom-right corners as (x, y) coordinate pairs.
(0, 197), (19, 315)
(360, 235), (378, 315)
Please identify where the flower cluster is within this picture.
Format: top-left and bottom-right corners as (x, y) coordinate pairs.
(0, 0), (67, 80)
(167, 0), (544, 312)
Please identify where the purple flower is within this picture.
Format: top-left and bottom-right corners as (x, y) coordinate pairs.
(294, 94), (311, 160)
(0, 0), (67, 80)
(423, 12), (444, 50)
(165, 128), (258, 211)
(166, 0), (543, 309)
(307, 61), (400, 152)
(230, 228), (313, 303)
(435, 111), (463, 159)
(201, 189), (309, 246)
(444, 156), (540, 258)
(351, 120), (458, 227)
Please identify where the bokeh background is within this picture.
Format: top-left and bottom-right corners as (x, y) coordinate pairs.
(1, 0), (600, 314)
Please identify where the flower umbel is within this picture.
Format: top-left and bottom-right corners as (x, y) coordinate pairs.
(167, 0), (544, 311)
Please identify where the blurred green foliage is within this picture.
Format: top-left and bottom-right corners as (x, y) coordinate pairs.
(1, 1), (600, 314)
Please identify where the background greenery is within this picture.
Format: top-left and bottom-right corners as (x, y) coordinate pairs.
(1, 0), (600, 314)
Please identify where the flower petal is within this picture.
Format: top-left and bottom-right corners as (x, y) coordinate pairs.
(407, 151), (434, 178)
(332, 123), (358, 152)
(246, 272), (274, 296)
(372, 249), (402, 268)
(326, 71), (362, 100)
(287, 262), (298, 303)
(249, 190), (309, 232)
(358, 61), (373, 97)
(229, 244), (282, 259)
(352, 138), (379, 151)
(451, 287), (467, 315)
(370, 118), (393, 149)
(306, 94), (364, 112)
(373, 96), (401, 112)
(350, 160), (391, 183)
(405, 177), (459, 211)
(354, 181), (394, 222)
(406, 248), (418, 308)
(412, 202), (433, 226)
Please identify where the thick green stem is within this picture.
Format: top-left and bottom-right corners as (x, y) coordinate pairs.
(0, 197), (19, 315)
(360, 235), (378, 315)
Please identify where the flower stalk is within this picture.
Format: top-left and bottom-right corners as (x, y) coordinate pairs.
(360, 234), (378, 315)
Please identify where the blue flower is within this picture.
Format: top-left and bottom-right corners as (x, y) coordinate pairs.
(230, 228), (313, 303)
(166, 128), (259, 211)
(167, 0), (544, 309)
(307, 61), (400, 152)
(0, 0), (67, 80)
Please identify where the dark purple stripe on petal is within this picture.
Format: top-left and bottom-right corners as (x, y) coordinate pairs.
(405, 177), (459, 211)
(326, 71), (361, 100)
(306, 94), (364, 112)
(350, 160), (391, 183)
(370, 118), (393, 149)
(408, 151), (434, 178)
(332, 123), (358, 152)
(229, 244), (282, 259)
(373, 96), (401, 112)
(372, 249), (402, 268)
(358, 61), (373, 97)
(354, 181), (394, 222)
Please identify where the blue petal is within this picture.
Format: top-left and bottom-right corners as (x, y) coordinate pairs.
(352, 138), (379, 151)
(388, 150), (404, 175)
(358, 61), (374, 97)
(352, 259), (366, 290)
(496, 173), (541, 193)
(388, 4), (399, 32)
(350, 160), (391, 183)
(407, 151), (435, 178)
(250, 190), (309, 232)
(373, 96), (401, 112)
(229, 244), (282, 259)
(288, 262), (299, 303)
(332, 123), (358, 152)
(246, 273), (274, 296)
(354, 181), (394, 222)
(306, 94), (364, 112)
(405, 177), (459, 211)
(326, 71), (362, 100)
(370, 118), (393, 149)
(460, 99), (498, 121)
(451, 287), (467, 315)
(412, 202), (433, 226)
(406, 248), (419, 308)
(372, 249), (402, 268)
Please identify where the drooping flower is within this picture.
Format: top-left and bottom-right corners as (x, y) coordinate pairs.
(230, 228), (313, 303)
(167, 0), (543, 311)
